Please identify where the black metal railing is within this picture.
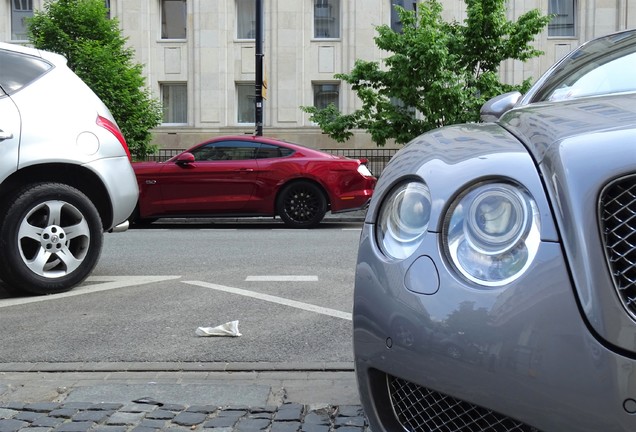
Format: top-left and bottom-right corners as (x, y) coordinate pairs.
(142, 147), (399, 177)
(143, 149), (182, 162)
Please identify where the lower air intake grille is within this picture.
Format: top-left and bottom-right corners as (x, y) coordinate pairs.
(600, 177), (636, 320)
(388, 375), (539, 431)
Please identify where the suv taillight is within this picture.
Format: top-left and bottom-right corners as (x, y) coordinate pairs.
(97, 115), (132, 162)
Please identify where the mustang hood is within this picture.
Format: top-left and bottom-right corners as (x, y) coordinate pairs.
(501, 92), (636, 354)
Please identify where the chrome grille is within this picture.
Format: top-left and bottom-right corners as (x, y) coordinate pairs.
(600, 177), (636, 319)
(388, 375), (539, 432)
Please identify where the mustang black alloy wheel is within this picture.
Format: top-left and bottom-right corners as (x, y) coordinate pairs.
(276, 181), (327, 228)
(0, 182), (104, 295)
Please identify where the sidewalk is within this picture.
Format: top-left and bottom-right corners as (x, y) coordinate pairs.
(0, 362), (369, 432)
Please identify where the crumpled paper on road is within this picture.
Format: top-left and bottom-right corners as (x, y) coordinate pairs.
(195, 320), (242, 337)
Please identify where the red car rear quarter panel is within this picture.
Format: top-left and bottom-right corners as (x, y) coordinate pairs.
(305, 160), (374, 212)
(248, 159), (301, 212)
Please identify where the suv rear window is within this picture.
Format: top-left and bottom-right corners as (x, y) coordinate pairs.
(0, 50), (52, 95)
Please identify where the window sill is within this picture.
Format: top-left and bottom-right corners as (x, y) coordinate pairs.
(157, 39), (187, 43)
(547, 36), (578, 40)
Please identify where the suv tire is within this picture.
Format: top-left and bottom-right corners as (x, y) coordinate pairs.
(0, 183), (103, 295)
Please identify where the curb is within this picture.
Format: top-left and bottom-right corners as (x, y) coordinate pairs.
(0, 362), (355, 373)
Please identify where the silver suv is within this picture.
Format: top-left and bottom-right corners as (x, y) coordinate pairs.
(0, 43), (138, 295)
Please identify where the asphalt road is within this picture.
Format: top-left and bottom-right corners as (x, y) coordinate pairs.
(0, 220), (364, 366)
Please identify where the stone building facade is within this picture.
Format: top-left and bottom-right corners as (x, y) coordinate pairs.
(2, 0), (635, 150)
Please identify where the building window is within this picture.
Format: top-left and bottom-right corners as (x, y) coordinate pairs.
(237, 83), (256, 124)
(548, 0), (575, 37)
(314, 0), (339, 39)
(161, 83), (187, 124)
(313, 83), (339, 109)
(104, 0), (110, 18)
(11, 0), (33, 41)
(390, 1), (416, 33)
(161, 0), (187, 39)
(237, 0), (256, 39)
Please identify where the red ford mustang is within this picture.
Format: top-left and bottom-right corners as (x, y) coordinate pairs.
(132, 136), (377, 228)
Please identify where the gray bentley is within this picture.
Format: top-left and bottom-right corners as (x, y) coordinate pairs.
(353, 29), (636, 431)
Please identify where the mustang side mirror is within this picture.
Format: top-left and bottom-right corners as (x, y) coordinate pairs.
(175, 152), (195, 165)
(480, 91), (522, 123)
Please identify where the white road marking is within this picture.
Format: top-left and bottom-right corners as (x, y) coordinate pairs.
(0, 275), (181, 308)
(245, 275), (318, 282)
(182, 280), (352, 321)
(342, 228), (362, 231)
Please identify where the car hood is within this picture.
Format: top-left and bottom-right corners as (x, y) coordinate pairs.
(500, 92), (636, 164)
(501, 92), (636, 354)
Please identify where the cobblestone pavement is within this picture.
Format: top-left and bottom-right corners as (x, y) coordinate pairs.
(0, 365), (370, 432)
(0, 401), (370, 432)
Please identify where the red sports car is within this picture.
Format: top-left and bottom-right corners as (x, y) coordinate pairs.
(132, 136), (377, 228)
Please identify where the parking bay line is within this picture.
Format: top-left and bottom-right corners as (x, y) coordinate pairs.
(182, 280), (352, 321)
(245, 275), (318, 282)
(0, 275), (181, 308)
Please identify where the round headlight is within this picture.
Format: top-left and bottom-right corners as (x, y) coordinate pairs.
(464, 186), (530, 255)
(377, 181), (431, 260)
(445, 182), (540, 286)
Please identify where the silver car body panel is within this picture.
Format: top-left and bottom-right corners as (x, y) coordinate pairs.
(0, 42), (138, 230)
(354, 112), (636, 430)
(85, 157), (139, 227)
(355, 226), (636, 431)
(0, 90), (20, 185)
(501, 93), (636, 355)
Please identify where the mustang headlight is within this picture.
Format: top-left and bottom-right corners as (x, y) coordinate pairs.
(445, 182), (540, 286)
(376, 181), (431, 260)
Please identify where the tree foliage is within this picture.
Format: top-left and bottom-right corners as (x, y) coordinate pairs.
(302, 0), (552, 146)
(28, 0), (162, 158)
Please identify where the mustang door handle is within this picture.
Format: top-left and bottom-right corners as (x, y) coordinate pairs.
(239, 168), (254, 173)
(0, 130), (14, 141)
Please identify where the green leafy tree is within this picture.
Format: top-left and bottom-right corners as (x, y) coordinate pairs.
(302, 0), (552, 146)
(28, 0), (162, 159)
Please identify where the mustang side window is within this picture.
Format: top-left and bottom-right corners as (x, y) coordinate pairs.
(192, 142), (258, 161)
(222, 142), (259, 160)
(256, 144), (282, 159)
(191, 144), (221, 161)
